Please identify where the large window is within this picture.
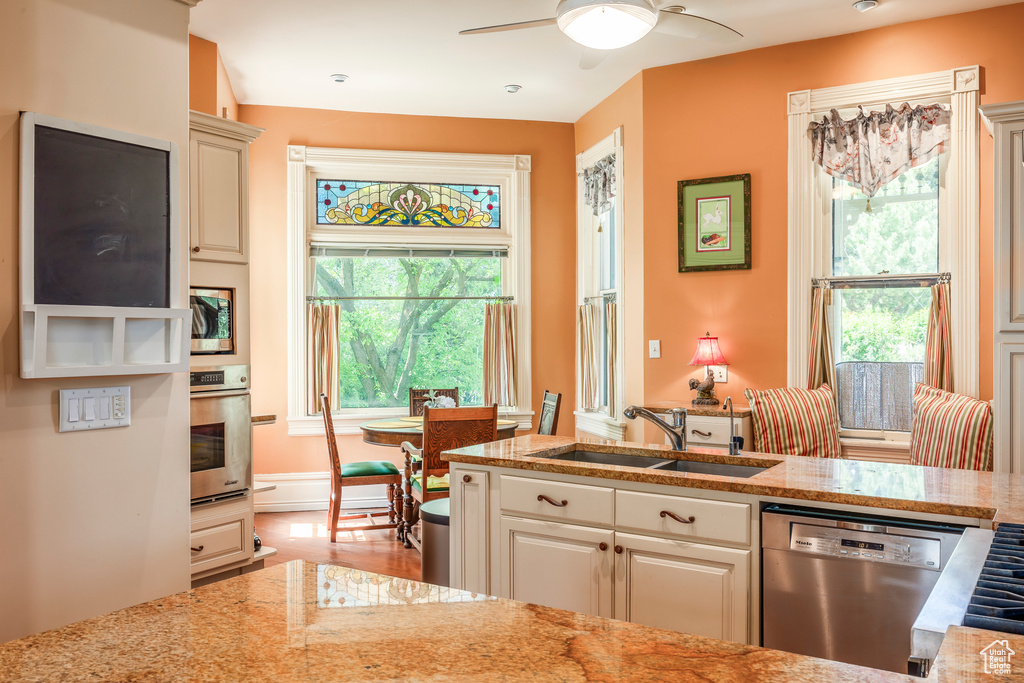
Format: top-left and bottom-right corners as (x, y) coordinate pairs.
(286, 147), (532, 435)
(787, 67), (980, 452)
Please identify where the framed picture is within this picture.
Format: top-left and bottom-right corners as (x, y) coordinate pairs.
(678, 173), (751, 272)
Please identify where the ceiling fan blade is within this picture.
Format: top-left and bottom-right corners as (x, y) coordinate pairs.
(654, 9), (742, 43)
(578, 47), (608, 71)
(459, 17), (557, 36)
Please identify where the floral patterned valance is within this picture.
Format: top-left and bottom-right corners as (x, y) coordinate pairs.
(580, 153), (616, 216)
(809, 103), (950, 199)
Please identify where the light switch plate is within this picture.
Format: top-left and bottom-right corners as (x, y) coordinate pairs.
(59, 386), (131, 432)
(649, 340), (661, 359)
(709, 365), (728, 383)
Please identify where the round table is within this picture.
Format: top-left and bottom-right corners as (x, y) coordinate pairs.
(359, 418), (518, 447)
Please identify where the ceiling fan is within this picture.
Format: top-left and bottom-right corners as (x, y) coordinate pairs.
(459, 0), (742, 70)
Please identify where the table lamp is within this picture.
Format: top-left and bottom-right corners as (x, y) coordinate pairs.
(688, 331), (728, 405)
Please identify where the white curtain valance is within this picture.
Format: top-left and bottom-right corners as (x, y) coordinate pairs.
(809, 103), (950, 199)
(580, 153), (616, 216)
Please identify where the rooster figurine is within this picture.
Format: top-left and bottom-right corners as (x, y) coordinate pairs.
(689, 367), (719, 405)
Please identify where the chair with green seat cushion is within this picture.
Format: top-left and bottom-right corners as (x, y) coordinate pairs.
(321, 394), (403, 543)
(400, 404), (497, 551)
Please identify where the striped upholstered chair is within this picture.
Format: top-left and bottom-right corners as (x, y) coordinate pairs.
(909, 383), (993, 471)
(743, 385), (841, 458)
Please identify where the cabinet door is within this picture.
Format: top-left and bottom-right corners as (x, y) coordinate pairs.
(614, 531), (749, 643)
(500, 516), (614, 618)
(189, 130), (249, 263)
(450, 468), (489, 594)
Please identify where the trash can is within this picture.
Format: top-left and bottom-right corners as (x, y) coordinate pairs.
(419, 498), (450, 587)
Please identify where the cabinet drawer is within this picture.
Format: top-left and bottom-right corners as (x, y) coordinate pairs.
(501, 475), (614, 527)
(686, 415), (734, 447)
(190, 511), (251, 575)
(615, 490), (750, 545)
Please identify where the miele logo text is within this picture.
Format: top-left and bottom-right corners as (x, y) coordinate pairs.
(795, 540), (812, 546)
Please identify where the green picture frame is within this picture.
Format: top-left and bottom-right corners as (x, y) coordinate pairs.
(677, 173), (751, 272)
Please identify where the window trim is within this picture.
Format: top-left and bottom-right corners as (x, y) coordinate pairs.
(285, 146), (533, 436)
(787, 67), (981, 409)
(575, 128), (626, 440)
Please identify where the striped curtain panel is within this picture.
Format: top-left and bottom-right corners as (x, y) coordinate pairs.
(308, 304), (341, 414)
(577, 304), (600, 410)
(807, 286), (838, 393)
(483, 302), (518, 406)
(923, 282), (953, 392)
(605, 301), (618, 416)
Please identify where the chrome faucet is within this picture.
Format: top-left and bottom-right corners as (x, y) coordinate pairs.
(623, 405), (687, 451)
(722, 396), (739, 455)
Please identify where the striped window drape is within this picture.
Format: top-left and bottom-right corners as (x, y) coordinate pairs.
(308, 304), (341, 414)
(483, 302), (518, 406)
(605, 301), (618, 416)
(807, 285), (837, 393)
(577, 304), (600, 410)
(924, 281), (953, 391)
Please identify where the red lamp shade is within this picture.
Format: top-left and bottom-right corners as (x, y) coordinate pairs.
(688, 333), (728, 366)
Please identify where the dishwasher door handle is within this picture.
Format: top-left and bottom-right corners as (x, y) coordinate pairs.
(837, 520), (887, 533)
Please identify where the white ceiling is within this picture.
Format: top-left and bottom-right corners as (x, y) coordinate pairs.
(189, 0), (1015, 123)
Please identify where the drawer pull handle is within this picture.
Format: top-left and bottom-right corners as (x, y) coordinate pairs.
(463, 474), (472, 483)
(191, 545), (204, 552)
(614, 545), (623, 554)
(690, 429), (713, 438)
(599, 542), (608, 551)
(660, 510), (696, 524)
(538, 494), (568, 507)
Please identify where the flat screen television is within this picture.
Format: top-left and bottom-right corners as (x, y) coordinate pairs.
(22, 113), (173, 308)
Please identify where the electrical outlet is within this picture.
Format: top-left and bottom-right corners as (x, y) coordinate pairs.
(709, 365), (728, 383)
(649, 340), (661, 359)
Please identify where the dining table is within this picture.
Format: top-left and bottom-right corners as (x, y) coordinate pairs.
(359, 415), (519, 448)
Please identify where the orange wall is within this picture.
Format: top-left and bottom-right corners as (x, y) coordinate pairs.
(621, 2), (1024, 407)
(189, 34), (238, 120)
(239, 105), (577, 474)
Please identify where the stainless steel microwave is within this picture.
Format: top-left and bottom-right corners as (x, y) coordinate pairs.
(190, 287), (234, 355)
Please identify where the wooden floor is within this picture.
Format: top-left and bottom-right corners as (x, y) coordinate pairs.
(254, 509), (421, 581)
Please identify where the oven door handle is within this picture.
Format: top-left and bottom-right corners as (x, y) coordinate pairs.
(189, 389), (250, 398)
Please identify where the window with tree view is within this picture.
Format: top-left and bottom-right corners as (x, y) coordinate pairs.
(831, 156), (941, 434)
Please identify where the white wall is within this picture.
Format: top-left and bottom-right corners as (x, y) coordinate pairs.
(0, 0), (191, 642)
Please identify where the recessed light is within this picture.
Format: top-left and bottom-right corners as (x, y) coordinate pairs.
(330, 73), (349, 83)
(505, 84), (522, 94)
(853, 0), (878, 11)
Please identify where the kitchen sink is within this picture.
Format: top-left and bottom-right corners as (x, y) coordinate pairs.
(541, 449), (772, 478)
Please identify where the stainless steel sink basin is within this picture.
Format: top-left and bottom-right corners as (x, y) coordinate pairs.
(542, 449), (772, 478)
(649, 458), (770, 478)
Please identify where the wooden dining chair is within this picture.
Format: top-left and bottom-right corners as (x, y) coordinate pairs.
(537, 390), (562, 435)
(320, 394), (403, 543)
(408, 388), (460, 416)
(399, 404), (497, 550)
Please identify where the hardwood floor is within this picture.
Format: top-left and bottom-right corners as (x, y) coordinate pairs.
(255, 509), (421, 581)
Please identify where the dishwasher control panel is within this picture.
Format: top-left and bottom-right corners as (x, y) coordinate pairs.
(789, 523), (942, 569)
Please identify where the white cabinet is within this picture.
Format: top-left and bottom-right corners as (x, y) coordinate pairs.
(450, 467), (490, 594)
(188, 112), (263, 264)
(190, 494), (254, 581)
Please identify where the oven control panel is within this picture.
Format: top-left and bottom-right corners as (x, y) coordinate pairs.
(189, 365), (249, 393)
(789, 522), (942, 570)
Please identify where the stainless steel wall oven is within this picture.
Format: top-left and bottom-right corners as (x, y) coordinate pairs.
(190, 365), (251, 502)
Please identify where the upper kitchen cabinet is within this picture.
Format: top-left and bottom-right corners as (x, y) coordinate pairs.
(188, 112), (263, 264)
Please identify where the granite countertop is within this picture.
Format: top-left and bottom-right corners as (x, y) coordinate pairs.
(642, 399), (753, 418)
(441, 435), (1024, 525)
(0, 560), (1014, 682)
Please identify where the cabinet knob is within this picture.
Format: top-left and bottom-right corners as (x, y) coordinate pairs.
(191, 545), (204, 553)
(192, 246), (200, 253)
(463, 474), (472, 483)
(537, 494), (568, 507)
(599, 542), (608, 551)
(614, 545), (623, 554)
(660, 510), (696, 524)
(690, 428), (713, 438)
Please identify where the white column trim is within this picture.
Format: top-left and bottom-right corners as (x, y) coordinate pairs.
(787, 67), (981, 396)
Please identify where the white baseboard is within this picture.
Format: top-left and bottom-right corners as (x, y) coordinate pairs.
(253, 471), (391, 513)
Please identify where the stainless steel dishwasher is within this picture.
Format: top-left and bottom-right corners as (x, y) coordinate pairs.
(761, 504), (965, 674)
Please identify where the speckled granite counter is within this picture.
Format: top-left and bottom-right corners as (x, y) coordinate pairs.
(0, 560), (1015, 681)
(643, 399), (752, 418)
(441, 435), (1024, 526)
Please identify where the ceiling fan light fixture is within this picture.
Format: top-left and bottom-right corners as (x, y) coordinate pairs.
(556, 0), (658, 50)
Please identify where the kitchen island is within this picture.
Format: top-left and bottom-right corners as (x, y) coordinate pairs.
(0, 559), (1012, 681)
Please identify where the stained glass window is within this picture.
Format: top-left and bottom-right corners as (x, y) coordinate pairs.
(316, 180), (500, 228)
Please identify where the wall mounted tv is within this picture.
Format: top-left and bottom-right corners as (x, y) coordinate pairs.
(22, 113), (174, 307)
